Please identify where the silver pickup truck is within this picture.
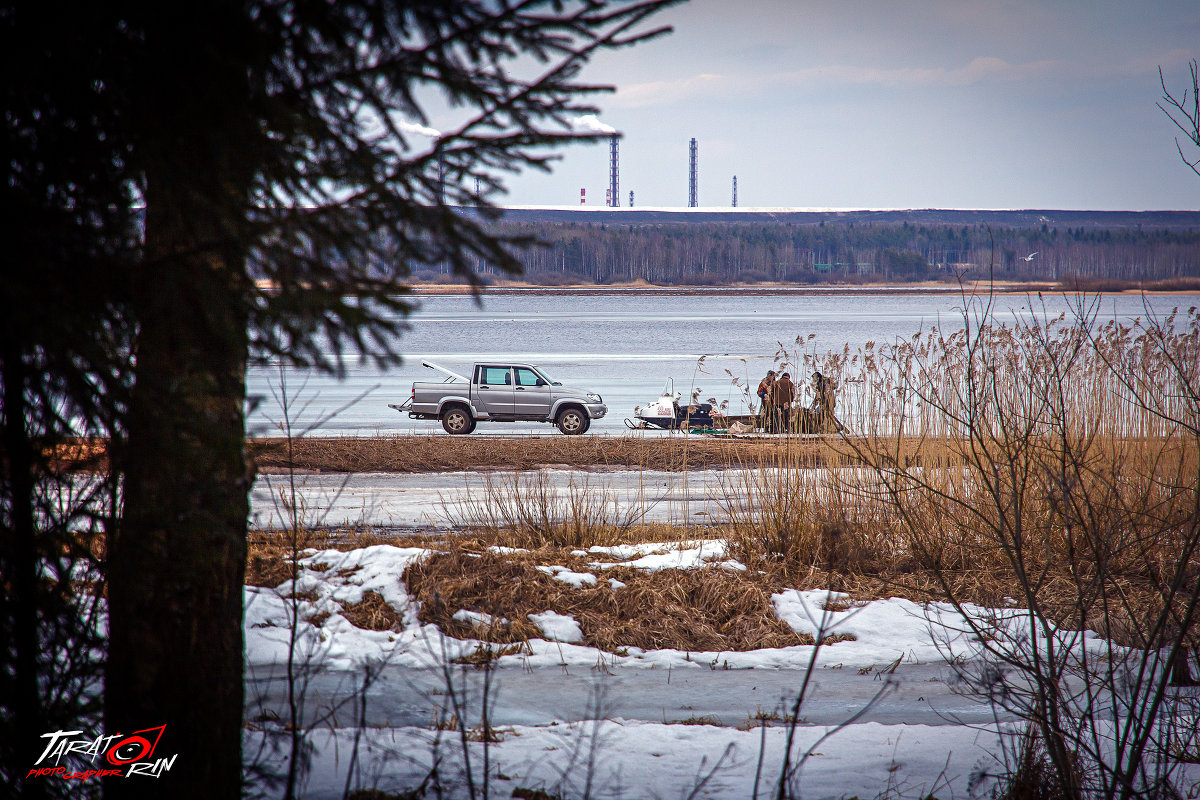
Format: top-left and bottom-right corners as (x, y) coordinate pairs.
(392, 361), (607, 435)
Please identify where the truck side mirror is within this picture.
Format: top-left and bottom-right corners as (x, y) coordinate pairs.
(536, 378), (547, 387)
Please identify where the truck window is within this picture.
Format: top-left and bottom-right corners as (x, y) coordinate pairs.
(479, 366), (511, 386)
(515, 367), (542, 387)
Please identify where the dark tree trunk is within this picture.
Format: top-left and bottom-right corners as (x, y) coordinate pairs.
(105, 206), (251, 796)
(1169, 645), (1199, 686)
(105, 7), (256, 796)
(2, 348), (47, 799)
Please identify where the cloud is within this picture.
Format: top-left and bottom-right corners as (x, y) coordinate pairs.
(571, 114), (618, 133)
(609, 57), (1072, 108)
(777, 57), (1064, 88)
(612, 74), (727, 108)
(396, 120), (441, 138)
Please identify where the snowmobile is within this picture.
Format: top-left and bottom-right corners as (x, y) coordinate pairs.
(625, 378), (718, 430)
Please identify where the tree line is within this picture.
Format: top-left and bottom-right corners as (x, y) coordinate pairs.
(427, 219), (1200, 285)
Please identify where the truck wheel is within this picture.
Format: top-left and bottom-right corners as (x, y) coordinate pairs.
(556, 408), (586, 435)
(441, 405), (475, 435)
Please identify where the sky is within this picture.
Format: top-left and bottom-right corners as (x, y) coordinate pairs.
(491, 0), (1200, 210)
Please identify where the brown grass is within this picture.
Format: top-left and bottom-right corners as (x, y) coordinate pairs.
(404, 546), (810, 653)
(393, 533), (1198, 653)
(245, 527), (408, 588)
(341, 590), (404, 631)
(57, 432), (973, 476)
(244, 522), (1178, 651)
(250, 434), (867, 474)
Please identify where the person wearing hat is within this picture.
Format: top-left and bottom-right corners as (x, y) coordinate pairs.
(771, 371), (796, 432)
(756, 370), (776, 430)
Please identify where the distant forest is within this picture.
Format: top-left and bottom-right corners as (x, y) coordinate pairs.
(418, 211), (1200, 286)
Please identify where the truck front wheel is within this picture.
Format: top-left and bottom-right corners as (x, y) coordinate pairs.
(556, 407), (587, 435)
(441, 405), (476, 435)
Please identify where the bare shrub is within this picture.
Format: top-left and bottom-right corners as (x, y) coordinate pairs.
(839, 296), (1200, 799)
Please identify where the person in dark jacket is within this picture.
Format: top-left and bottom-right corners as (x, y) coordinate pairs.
(811, 371), (842, 432)
(756, 370), (776, 430)
(772, 371), (796, 432)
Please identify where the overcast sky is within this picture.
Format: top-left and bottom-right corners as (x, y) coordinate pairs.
(494, 0), (1199, 210)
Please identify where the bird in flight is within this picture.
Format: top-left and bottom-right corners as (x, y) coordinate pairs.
(1021, 251), (1038, 261)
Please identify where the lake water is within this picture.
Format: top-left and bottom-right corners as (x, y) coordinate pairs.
(246, 289), (1199, 436)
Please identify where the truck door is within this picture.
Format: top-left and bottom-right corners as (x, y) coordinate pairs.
(514, 366), (553, 418)
(474, 365), (515, 416)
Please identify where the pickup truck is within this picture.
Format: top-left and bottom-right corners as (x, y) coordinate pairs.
(392, 361), (608, 435)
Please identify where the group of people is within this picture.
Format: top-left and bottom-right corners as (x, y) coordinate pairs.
(755, 368), (836, 433)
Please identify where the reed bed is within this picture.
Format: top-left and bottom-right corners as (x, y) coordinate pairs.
(768, 303), (1199, 441)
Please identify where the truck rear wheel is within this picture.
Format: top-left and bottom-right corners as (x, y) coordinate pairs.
(556, 407), (587, 435)
(441, 405), (475, 435)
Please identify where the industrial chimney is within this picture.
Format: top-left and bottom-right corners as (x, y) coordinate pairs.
(732, 175), (737, 207)
(688, 138), (698, 207)
(609, 135), (620, 207)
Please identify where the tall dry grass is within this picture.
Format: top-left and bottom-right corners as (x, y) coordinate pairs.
(723, 302), (1199, 578)
(763, 300), (1198, 441)
(437, 470), (671, 549)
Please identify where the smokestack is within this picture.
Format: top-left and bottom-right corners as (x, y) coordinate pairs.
(688, 138), (698, 208)
(629, 190), (634, 207)
(732, 175), (737, 207)
(580, 188), (586, 205)
(609, 135), (620, 207)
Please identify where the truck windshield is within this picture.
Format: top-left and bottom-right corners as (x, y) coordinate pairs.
(533, 367), (560, 386)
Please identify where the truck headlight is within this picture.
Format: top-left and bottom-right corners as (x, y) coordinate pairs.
(587, 393), (602, 403)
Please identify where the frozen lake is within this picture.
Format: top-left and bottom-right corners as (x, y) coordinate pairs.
(251, 468), (739, 531)
(246, 290), (1199, 436)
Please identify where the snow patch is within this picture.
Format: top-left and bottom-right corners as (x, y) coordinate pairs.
(536, 565), (598, 587)
(528, 610), (584, 643)
(453, 609), (508, 628)
(588, 539), (737, 572)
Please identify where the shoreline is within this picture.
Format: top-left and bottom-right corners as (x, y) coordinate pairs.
(249, 277), (1200, 296)
(405, 280), (1200, 296)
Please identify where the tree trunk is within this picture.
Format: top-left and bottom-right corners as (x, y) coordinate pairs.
(2, 347), (48, 799)
(106, 204), (251, 796)
(105, 8), (255, 795)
